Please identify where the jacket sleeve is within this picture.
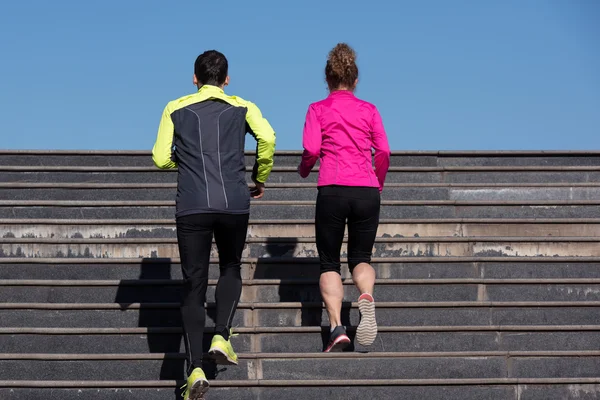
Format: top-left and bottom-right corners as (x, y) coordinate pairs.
(152, 102), (177, 169)
(371, 107), (391, 191)
(246, 102), (276, 183)
(298, 105), (320, 178)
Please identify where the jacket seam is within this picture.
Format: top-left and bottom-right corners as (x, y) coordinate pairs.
(217, 106), (235, 209)
(185, 108), (211, 208)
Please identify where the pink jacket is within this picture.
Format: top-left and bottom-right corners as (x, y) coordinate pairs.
(298, 90), (391, 191)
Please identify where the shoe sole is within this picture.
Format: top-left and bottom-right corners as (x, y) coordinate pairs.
(356, 298), (378, 346)
(188, 378), (209, 400)
(209, 347), (238, 365)
(324, 334), (351, 352)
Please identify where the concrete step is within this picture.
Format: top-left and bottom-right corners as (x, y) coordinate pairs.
(2, 166), (600, 184)
(2, 302), (600, 328)
(2, 380), (600, 400)
(0, 151), (307, 168)
(0, 386), (520, 400)
(2, 258), (600, 280)
(2, 150), (598, 400)
(2, 327), (600, 353)
(2, 149), (600, 167)
(435, 152), (600, 167)
(3, 352), (600, 381)
(0, 353), (513, 381)
(4, 183), (600, 201)
(2, 200), (600, 220)
(4, 279), (600, 303)
(4, 218), (600, 239)
(2, 236), (599, 258)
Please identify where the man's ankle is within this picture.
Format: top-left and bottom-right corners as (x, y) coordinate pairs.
(215, 327), (229, 340)
(187, 364), (202, 376)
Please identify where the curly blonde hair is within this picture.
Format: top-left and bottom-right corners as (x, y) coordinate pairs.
(325, 43), (358, 91)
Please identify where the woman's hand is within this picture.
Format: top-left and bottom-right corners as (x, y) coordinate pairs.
(297, 164), (309, 178)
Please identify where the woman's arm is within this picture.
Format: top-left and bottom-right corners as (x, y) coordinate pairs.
(371, 107), (391, 191)
(298, 104), (321, 178)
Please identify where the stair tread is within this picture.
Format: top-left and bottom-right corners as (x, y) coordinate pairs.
(2, 256), (600, 263)
(2, 377), (600, 387)
(2, 150), (599, 393)
(3, 218), (600, 224)
(4, 301), (600, 309)
(4, 165), (600, 171)
(2, 350), (600, 359)
(4, 277), (600, 285)
(4, 182), (600, 188)
(3, 199), (600, 205)
(3, 325), (600, 333)
(3, 236), (599, 243)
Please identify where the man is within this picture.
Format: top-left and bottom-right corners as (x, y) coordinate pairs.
(152, 50), (276, 400)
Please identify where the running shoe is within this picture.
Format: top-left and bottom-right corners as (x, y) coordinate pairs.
(356, 293), (378, 346)
(324, 325), (351, 352)
(181, 367), (209, 400)
(209, 329), (239, 365)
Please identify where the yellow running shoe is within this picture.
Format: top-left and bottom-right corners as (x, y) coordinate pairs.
(181, 367), (209, 400)
(208, 330), (239, 365)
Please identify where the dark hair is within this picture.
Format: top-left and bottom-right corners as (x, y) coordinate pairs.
(325, 43), (358, 91)
(194, 50), (228, 86)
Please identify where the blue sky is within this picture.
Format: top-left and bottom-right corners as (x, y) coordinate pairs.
(0, 0), (598, 150)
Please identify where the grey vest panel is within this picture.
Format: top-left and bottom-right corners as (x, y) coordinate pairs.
(171, 100), (250, 216)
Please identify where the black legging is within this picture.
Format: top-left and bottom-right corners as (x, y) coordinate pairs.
(315, 185), (380, 274)
(176, 212), (249, 373)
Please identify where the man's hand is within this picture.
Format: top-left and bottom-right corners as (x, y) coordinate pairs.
(251, 180), (265, 199)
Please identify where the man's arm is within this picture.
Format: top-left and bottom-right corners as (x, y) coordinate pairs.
(152, 103), (177, 169)
(246, 102), (276, 183)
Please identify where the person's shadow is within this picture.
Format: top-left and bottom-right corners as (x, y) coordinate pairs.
(253, 238), (353, 351)
(114, 258), (219, 399)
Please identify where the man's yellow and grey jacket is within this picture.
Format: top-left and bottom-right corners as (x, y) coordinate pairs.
(152, 85), (276, 217)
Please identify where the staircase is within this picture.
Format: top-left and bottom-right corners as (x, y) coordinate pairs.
(1, 150), (600, 400)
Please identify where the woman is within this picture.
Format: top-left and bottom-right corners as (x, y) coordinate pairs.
(298, 43), (391, 352)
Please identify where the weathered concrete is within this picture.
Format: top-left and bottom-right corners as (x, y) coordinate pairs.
(4, 185), (600, 201)
(2, 150), (600, 395)
(2, 238), (598, 258)
(3, 220), (600, 240)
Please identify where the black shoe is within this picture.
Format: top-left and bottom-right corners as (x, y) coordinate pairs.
(324, 326), (351, 352)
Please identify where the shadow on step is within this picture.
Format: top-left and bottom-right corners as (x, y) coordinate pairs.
(113, 258), (237, 399)
(114, 258), (184, 399)
(254, 238), (352, 351)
